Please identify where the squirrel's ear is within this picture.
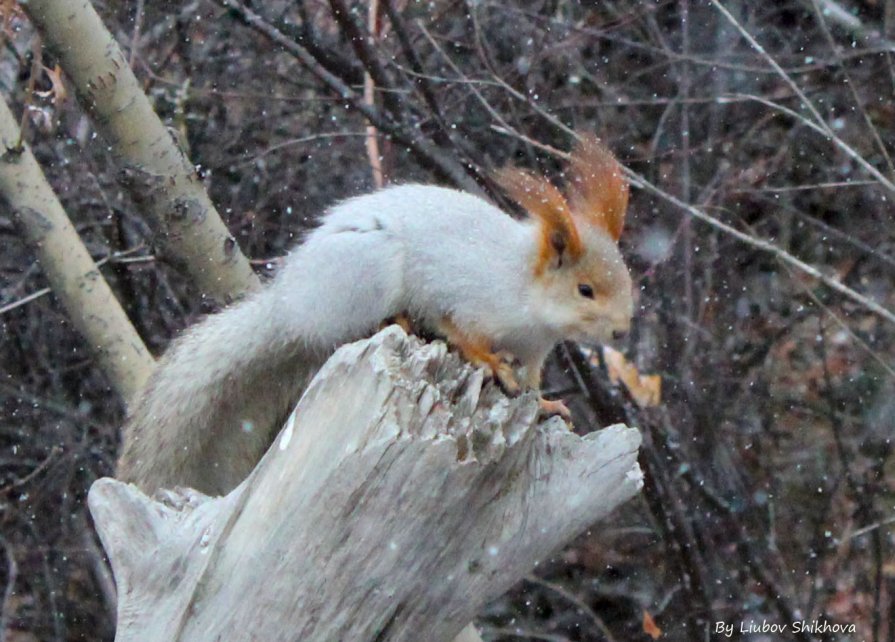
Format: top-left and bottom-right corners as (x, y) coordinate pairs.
(567, 134), (629, 243)
(495, 166), (583, 275)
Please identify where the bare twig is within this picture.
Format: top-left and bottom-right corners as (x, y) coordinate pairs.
(709, 0), (829, 128)
(23, 0), (260, 303)
(326, 0), (395, 113)
(887, 0), (895, 40)
(0, 536), (18, 642)
(490, 125), (895, 328)
(0, 285), (50, 315)
(362, 0), (384, 187)
(558, 345), (712, 634)
(233, 131), (367, 167)
(678, 0), (695, 360)
(731, 180), (878, 192)
(730, 92), (895, 194)
(633, 171), (895, 327)
(128, 0), (145, 68)
(382, 0), (449, 131)
(0, 243), (157, 317)
(809, 0), (895, 177)
(80, 524), (117, 625)
(524, 575), (618, 642)
(848, 516), (895, 540)
(1, 96), (155, 401)
(216, 0), (484, 195)
(0, 445), (62, 495)
(710, 0), (895, 195)
(418, 23), (515, 137)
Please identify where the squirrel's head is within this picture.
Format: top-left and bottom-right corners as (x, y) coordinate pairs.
(496, 134), (633, 344)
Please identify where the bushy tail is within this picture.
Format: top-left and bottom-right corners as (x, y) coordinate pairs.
(116, 292), (326, 496)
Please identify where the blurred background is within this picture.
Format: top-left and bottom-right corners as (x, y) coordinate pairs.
(1, 0), (894, 639)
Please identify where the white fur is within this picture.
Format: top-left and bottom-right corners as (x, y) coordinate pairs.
(285, 185), (556, 363)
(117, 184), (626, 495)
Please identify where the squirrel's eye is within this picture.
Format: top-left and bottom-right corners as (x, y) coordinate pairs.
(578, 284), (595, 299)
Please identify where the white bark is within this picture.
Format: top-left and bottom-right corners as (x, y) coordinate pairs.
(23, 0), (260, 303)
(89, 327), (642, 641)
(0, 96), (154, 401)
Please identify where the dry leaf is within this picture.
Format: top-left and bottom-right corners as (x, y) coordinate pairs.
(602, 346), (662, 407)
(643, 609), (662, 639)
(36, 64), (66, 111)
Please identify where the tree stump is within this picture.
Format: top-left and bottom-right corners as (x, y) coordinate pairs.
(89, 327), (643, 641)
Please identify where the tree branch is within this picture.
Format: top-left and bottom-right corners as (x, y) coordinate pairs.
(216, 0), (485, 196)
(0, 96), (154, 402)
(22, 0), (260, 304)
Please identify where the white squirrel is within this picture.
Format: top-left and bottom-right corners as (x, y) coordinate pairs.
(117, 135), (634, 495)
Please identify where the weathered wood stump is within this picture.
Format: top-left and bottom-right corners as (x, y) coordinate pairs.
(89, 327), (643, 641)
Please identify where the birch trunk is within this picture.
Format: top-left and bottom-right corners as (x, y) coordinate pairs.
(22, 0), (259, 303)
(0, 96), (154, 401)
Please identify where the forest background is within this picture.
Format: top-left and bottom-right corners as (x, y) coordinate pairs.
(1, 0), (894, 640)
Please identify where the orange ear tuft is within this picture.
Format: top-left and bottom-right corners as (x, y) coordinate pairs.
(567, 134), (629, 242)
(495, 166), (583, 276)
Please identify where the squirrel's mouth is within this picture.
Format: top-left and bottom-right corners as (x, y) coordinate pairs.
(569, 319), (629, 345)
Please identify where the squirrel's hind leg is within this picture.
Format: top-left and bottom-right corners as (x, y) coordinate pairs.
(436, 317), (521, 396)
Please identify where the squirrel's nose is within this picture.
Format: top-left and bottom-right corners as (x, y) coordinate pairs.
(612, 329), (627, 341)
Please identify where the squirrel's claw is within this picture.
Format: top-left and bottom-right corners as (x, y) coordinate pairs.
(538, 397), (573, 426)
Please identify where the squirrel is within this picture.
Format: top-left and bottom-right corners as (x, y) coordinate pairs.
(116, 134), (634, 496)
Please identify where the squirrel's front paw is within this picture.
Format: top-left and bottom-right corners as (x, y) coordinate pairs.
(436, 317), (522, 397)
(490, 358), (521, 397)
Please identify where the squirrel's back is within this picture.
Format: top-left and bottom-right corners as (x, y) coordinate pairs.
(119, 184), (527, 495)
(303, 185), (542, 355)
